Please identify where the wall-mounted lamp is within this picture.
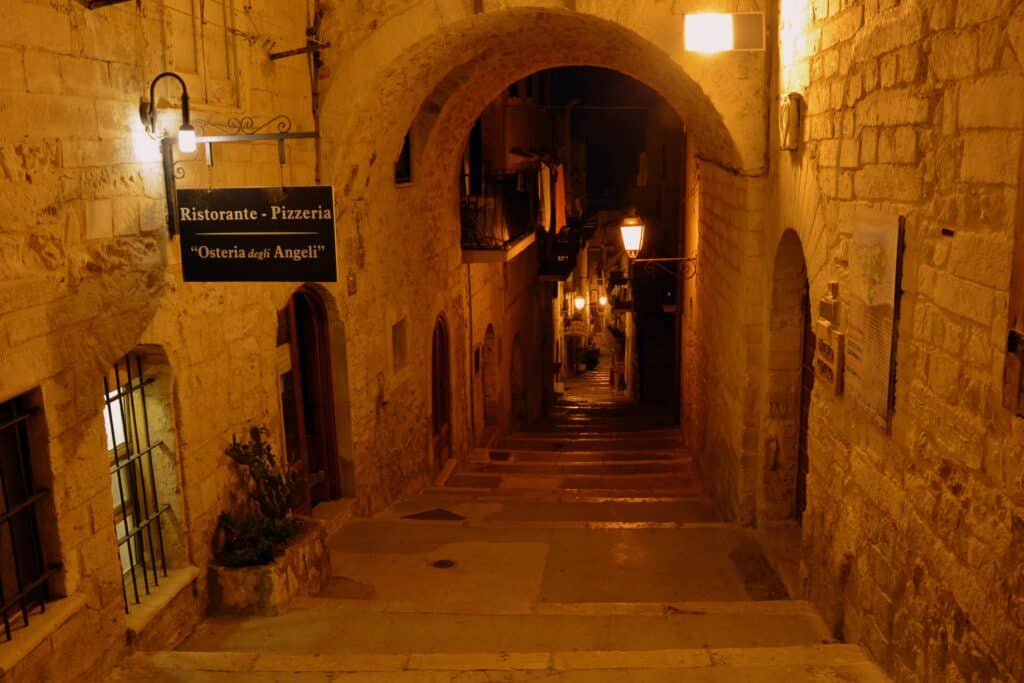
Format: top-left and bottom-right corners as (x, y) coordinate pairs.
(143, 71), (196, 153)
(574, 296), (587, 312)
(684, 13), (734, 53)
(599, 295), (609, 307)
(620, 209), (645, 258)
(620, 208), (697, 281)
(684, 12), (766, 53)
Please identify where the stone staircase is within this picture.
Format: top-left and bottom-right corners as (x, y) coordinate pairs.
(110, 370), (888, 682)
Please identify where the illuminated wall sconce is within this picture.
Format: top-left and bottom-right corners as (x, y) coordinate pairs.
(684, 12), (765, 54)
(142, 71), (196, 153)
(620, 209), (645, 258)
(574, 296), (587, 312)
(599, 295), (609, 307)
(779, 92), (803, 151)
(685, 13), (734, 53)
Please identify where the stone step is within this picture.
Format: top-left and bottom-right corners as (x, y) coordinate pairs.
(426, 486), (701, 502)
(174, 599), (835, 656)
(485, 448), (682, 463)
(466, 459), (692, 475)
(383, 496), (722, 524)
(115, 644), (889, 681)
(498, 435), (684, 451)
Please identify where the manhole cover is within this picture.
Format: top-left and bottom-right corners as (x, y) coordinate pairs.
(432, 559), (456, 569)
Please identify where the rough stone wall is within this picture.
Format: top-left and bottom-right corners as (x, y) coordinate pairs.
(772, 0), (1024, 679)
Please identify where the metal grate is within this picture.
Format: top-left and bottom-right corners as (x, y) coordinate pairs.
(0, 394), (54, 642)
(103, 355), (171, 613)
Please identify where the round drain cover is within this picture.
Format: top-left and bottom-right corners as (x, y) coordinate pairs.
(432, 559), (456, 569)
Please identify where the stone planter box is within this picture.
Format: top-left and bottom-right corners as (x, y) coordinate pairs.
(208, 517), (331, 616)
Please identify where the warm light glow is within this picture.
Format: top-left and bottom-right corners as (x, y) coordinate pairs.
(599, 295), (609, 306)
(684, 13), (734, 53)
(177, 126), (197, 154)
(620, 213), (645, 258)
(574, 296), (587, 312)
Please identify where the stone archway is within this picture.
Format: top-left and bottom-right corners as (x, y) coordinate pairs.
(761, 229), (813, 525)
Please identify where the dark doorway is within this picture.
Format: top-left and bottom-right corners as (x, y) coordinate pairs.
(796, 289), (814, 522)
(282, 287), (341, 514)
(432, 316), (452, 471)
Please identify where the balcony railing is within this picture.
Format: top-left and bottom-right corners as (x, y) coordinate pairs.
(539, 224), (583, 281)
(461, 173), (534, 251)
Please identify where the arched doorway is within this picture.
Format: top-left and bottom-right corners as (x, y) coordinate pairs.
(431, 316), (452, 471)
(281, 287), (342, 514)
(763, 230), (814, 524)
(482, 325), (498, 427)
(510, 334), (526, 426)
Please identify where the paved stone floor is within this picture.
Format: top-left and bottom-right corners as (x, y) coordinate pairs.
(114, 369), (888, 681)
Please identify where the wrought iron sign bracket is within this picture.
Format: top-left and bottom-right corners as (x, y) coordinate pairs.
(160, 115), (318, 238)
(632, 256), (698, 281)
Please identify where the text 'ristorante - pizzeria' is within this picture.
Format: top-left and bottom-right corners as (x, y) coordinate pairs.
(179, 206), (334, 221)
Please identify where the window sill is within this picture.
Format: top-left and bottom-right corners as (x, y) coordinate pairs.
(125, 565), (200, 642)
(0, 594), (88, 676)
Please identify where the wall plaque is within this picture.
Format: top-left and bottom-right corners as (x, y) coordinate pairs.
(845, 207), (904, 429)
(814, 319), (845, 395)
(178, 186), (337, 282)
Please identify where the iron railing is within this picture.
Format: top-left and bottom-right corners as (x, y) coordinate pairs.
(460, 173), (534, 250)
(103, 355), (172, 613)
(0, 395), (55, 642)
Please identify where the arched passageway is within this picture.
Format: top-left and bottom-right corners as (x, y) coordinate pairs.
(762, 230), (814, 525)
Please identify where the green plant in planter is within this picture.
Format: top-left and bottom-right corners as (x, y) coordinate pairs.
(215, 427), (320, 568)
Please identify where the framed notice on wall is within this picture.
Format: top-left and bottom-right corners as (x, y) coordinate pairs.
(178, 186), (337, 282)
(844, 206), (904, 430)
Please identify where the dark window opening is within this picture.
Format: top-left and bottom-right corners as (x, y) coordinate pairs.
(395, 132), (413, 184)
(0, 393), (54, 642)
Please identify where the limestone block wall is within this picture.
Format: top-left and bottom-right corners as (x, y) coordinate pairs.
(772, 0), (1024, 679)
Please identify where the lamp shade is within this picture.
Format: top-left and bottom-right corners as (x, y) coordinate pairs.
(620, 213), (645, 258)
(177, 125), (197, 154)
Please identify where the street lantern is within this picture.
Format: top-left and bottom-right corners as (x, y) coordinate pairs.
(620, 210), (645, 258)
(599, 295), (609, 306)
(143, 71), (196, 154)
(574, 295), (587, 312)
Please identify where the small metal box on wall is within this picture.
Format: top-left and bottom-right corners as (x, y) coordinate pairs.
(814, 320), (845, 395)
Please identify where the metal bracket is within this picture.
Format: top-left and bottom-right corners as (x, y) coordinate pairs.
(632, 257), (698, 281)
(159, 115), (318, 237)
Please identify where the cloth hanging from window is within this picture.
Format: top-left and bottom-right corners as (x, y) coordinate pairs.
(539, 164), (553, 232)
(554, 163), (567, 234)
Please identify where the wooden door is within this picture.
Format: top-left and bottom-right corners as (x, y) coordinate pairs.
(431, 317), (452, 470)
(796, 289), (814, 522)
(283, 289), (341, 514)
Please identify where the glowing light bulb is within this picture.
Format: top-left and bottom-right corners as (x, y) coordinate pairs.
(685, 13), (734, 53)
(599, 295), (609, 306)
(574, 296), (586, 311)
(177, 125), (197, 154)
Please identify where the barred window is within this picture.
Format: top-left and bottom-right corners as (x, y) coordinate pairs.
(103, 352), (184, 613)
(0, 392), (55, 641)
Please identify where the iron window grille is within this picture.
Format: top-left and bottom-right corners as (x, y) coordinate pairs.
(103, 355), (171, 613)
(0, 394), (55, 642)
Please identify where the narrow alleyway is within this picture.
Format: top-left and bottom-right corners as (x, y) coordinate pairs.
(114, 386), (888, 681)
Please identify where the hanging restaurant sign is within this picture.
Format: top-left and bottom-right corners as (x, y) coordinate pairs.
(178, 186), (337, 282)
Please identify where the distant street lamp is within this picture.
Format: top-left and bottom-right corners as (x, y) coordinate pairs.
(599, 295), (609, 306)
(574, 295), (587, 312)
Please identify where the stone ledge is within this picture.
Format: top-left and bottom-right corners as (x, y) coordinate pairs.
(0, 593), (88, 676)
(125, 565), (201, 645)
